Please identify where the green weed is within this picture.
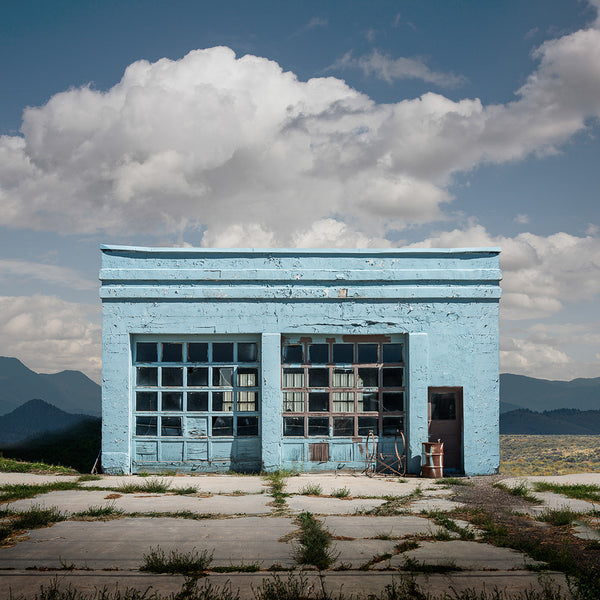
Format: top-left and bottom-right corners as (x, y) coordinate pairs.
(331, 487), (350, 498)
(293, 511), (338, 570)
(173, 486), (198, 495)
(0, 481), (80, 501)
(427, 510), (476, 540)
(533, 482), (600, 503)
(73, 504), (124, 518)
(394, 540), (419, 553)
(140, 545), (213, 575)
(0, 458), (76, 475)
(494, 481), (542, 504)
(299, 484), (323, 496)
(434, 477), (473, 486)
(77, 474), (102, 482)
(117, 478), (171, 494)
(401, 556), (462, 573)
(536, 507), (580, 527)
(211, 562), (260, 573)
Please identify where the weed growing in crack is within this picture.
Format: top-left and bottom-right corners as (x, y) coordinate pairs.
(394, 540), (419, 553)
(299, 484), (323, 496)
(73, 504), (124, 518)
(402, 556), (462, 573)
(173, 486), (198, 496)
(14, 505), (66, 529)
(118, 478), (171, 494)
(331, 487), (350, 498)
(427, 510), (476, 540)
(537, 507), (580, 527)
(263, 471), (289, 511)
(140, 546), (213, 575)
(0, 482), (80, 502)
(494, 481), (542, 504)
(533, 482), (600, 503)
(293, 511), (338, 570)
(434, 477), (473, 487)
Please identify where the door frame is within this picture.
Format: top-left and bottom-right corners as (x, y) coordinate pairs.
(427, 386), (463, 473)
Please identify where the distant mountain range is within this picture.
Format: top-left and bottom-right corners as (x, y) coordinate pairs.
(0, 398), (95, 446)
(499, 373), (600, 413)
(0, 356), (100, 417)
(500, 408), (600, 435)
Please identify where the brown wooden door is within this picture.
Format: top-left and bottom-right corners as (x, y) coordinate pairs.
(428, 387), (463, 473)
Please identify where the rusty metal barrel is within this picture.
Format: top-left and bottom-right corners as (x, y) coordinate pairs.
(421, 441), (444, 478)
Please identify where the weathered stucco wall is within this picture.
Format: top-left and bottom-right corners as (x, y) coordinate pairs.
(100, 247), (501, 475)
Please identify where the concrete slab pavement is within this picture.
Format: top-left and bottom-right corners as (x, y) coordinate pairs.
(286, 495), (386, 514)
(321, 515), (444, 539)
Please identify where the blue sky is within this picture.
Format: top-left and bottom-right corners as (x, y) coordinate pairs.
(0, 0), (599, 382)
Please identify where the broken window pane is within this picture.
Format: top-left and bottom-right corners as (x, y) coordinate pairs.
(333, 417), (354, 436)
(213, 342), (234, 363)
(161, 416), (182, 436)
(383, 344), (403, 363)
(283, 391), (304, 412)
(382, 416), (404, 436)
(309, 344), (329, 364)
(382, 392), (404, 412)
(162, 367), (183, 387)
(382, 368), (403, 387)
(282, 344), (303, 364)
(162, 392), (183, 411)
(213, 391), (234, 412)
(237, 368), (258, 387)
(136, 391), (158, 411)
(237, 391), (257, 412)
(187, 367), (208, 387)
(358, 416), (378, 436)
(308, 417), (329, 437)
(332, 368), (354, 387)
(136, 416), (157, 436)
(162, 343), (182, 362)
(282, 368), (304, 388)
(357, 344), (378, 363)
(308, 392), (329, 412)
(188, 343), (208, 363)
(137, 342), (157, 363)
(238, 343), (258, 362)
(333, 344), (353, 363)
(431, 393), (457, 420)
(308, 368), (329, 387)
(357, 392), (378, 412)
(237, 416), (258, 436)
(213, 367), (234, 387)
(187, 392), (208, 412)
(357, 368), (378, 388)
(283, 416), (304, 436)
(212, 416), (233, 436)
(332, 392), (354, 412)
(137, 367), (158, 386)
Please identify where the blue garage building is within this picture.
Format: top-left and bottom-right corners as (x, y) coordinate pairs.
(100, 246), (501, 475)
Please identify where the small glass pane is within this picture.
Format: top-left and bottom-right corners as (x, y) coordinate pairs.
(283, 391), (304, 412)
(308, 417), (329, 437)
(162, 343), (182, 362)
(237, 416), (258, 436)
(238, 343), (258, 362)
(237, 368), (258, 387)
(431, 393), (457, 420)
(332, 392), (354, 412)
(309, 344), (329, 364)
(162, 367), (183, 387)
(308, 392), (329, 412)
(357, 368), (378, 387)
(383, 344), (403, 363)
(382, 368), (403, 387)
(136, 391), (157, 411)
(382, 416), (404, 436)
(187, 392), (208, 411)
(161, 416), (182, 436)
(137, 367), (158, 386)
(237, 391), (257, 411)
(213, 367), (234, 387)
(308, 368), (329, 387)
(136, 416), (157, 436)
(136, 342), (157, 363)
(283, 416), (304, 436)
(332, 368), (354, 387)
(357, 344), (378, 363)
(213, 391), (234, 412)
(333, 417), (354, 436)
(187, 367), (208, 387)
(333, 344), (353, 363)
(358, 416), (378, 436)
(188, 343), (208, 363)
(357, 392), (378, 412)
(282, 368), (304, 388)
(213, 342), (234, 362)
(162, 391), (182, 411)
(282, 344), (303, 364)
(212, 416), (233, 436)
(383, 392), (404, 412)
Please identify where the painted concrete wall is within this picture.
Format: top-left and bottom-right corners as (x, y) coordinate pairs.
(100, 247), (501, 475)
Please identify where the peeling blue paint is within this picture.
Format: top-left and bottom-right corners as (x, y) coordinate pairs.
(100, 247), (501, 476)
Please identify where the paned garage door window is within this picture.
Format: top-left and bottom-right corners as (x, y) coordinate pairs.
(281, 338), (405, 438)
(133, 340), (260, 439)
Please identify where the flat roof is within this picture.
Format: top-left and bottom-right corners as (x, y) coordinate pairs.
(101, 245), (501, 255)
